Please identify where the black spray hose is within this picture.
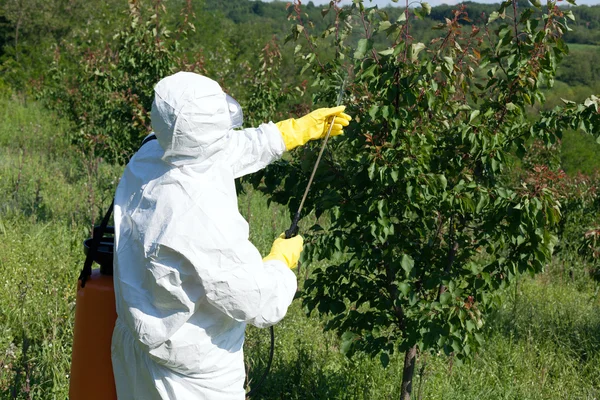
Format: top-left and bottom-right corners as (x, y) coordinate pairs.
(246, 326), (275, 398)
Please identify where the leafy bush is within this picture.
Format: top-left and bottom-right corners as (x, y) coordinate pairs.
(46, 0), (203, 164)
(252, 1), (600, 397)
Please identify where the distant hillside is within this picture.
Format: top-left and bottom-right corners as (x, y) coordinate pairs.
(0, 0), (598, 91)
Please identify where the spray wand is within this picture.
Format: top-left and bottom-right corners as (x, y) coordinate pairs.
(285, 77), (347, 239)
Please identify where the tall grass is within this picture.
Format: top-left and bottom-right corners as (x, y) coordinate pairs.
(0, 95), (120, 399)
(0, 96), (599, 399)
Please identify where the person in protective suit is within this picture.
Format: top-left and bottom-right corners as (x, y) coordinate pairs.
(111, 71), (351, 399)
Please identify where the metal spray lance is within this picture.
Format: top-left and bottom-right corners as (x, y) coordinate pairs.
(285, 77), (348, 239)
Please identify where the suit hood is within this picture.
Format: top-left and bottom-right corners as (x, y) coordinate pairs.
(151, 72), (232, 165)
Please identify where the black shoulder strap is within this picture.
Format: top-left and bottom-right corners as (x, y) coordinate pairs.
(141, 133), (157, 146)
(79, 134), (157, 287)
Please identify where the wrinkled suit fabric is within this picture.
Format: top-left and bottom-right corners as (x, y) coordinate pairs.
(111, 72), (296, 399)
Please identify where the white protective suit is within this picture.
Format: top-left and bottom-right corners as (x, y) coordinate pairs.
(111, 72), (297, 400)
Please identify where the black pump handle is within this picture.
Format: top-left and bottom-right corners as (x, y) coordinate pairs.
(79, 200), (114, 288)
(284, 212), (301, 239)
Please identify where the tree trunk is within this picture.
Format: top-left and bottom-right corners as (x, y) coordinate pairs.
(400, 344), (417, 400)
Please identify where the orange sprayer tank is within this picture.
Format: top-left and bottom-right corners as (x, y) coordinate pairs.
(69, 227), (118, 400)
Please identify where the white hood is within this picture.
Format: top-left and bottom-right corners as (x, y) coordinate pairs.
(151, 71), (232, 165)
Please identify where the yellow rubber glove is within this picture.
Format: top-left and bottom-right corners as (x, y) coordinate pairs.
(263, 233), (304, 269)
(275, 106), (352, 151)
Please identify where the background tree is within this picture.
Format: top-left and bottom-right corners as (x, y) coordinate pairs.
(44, 0), (206, 164)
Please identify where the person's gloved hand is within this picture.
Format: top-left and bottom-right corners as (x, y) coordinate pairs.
(275, 106), (352, 151)
(263, 233), (304, 269)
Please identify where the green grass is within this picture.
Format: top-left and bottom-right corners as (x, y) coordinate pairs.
(0, 95), (121, 399)
(244, 273), (600, 400)
(1, 96), (599, 399)
(566, 43), (600, 52)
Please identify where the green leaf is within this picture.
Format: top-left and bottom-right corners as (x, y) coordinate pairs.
(398, 282), (410, 296)
(354, 38), (373, 59)
(421, 2), (432, 15)
(341, 331), (358, 355)
(443, 56), (454, 70)
(378, 48), (395, 56)
(401, 254), (415, 275)
(440, 292), (452, 305)
(476, 194), (488, 213)
(369, 105), (379, 119)
(380, 352), (390, 368)
(378, 21), (392, 32)
(488, 11), (500, 24)
(438, 175), (448, 190)
(378, 199), (387, 216)
(529, 0), (541, 9)
(565, 10), (575, 21)
(413, 7), (424, 19)
(491, 158), (499, 172)
(362, 64), (378, 78)
(498, 26), (511, 42)
(330, 300), (346, 314)
(474, 333), (484, 345)
(584, 95), (600, 111)
(469, 110), (480, 124)
(411, 43), (426, 61)
(466, 320), (476, 332)
(368, 163), (376, 180)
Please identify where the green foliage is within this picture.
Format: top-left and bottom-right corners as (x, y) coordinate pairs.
(555, 171), (600, 279)
(0, 0), (126, 89)
(253, 0), (600, 383)
(579, 228), (600, 278)
(38, 0), (306, 163)
(45, 1), (203, 164)
(561, 129), (600, 175)
(0, 0), (597, 167)
(0, 96), (120, 399)
(512, 157), (600, 283)
(563, 5), (600, 44)
(556, 44), (600, 87)
(243, 38), (299, 127)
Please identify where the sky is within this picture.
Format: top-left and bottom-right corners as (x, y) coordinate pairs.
(261, 0), (600, 7)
